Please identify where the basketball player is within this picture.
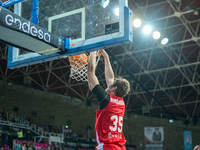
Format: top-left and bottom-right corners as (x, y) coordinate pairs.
(87, 50), (130, 150)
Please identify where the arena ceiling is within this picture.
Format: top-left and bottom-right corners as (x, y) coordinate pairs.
(0, 0), (200, 123)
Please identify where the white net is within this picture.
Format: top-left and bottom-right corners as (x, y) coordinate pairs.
(69, 52), (101, 82)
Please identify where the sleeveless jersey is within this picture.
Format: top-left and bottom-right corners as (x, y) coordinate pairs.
(95, 94), (126, 150)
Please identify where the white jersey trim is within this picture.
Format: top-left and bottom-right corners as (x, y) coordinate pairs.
(96, 131), (104, 150)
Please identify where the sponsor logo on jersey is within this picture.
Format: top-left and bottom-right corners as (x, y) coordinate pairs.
(110, 98), (125, 105)
(108, 132), (123, 139)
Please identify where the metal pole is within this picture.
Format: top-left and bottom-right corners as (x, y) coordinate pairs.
(31, 0), (39, 25)
(106, 50), (176, 120)
(0, 1), (3, 6)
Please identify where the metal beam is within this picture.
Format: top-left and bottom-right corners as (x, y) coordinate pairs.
(106, 50), (176, 120)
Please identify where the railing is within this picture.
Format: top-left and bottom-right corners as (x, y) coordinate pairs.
(9, 112), (17, 121)
(18, 116), (23, 124)
(0, 108), (66, 144)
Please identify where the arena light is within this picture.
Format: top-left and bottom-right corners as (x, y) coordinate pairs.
(101, 0), (110, 8)
(143, 25), (152, 34)
(133, 19), (142, 28)
(153, 31), (161, 39)
(115, 7), (119, 16)
(161, 38), (169, 45)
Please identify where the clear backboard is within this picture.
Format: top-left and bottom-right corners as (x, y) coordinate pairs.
(6, 0), (132, 69)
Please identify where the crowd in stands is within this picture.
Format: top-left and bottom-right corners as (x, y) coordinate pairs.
(0, 109), (62, 135)
(0, 129), (65, 150)
(15, 140), (36, 150)
(38, 122), (62, 136)
(0, 108), (95, 149)
(15, 141), (63, 150)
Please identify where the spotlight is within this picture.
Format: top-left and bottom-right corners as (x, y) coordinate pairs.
(101, 0), (110, 8)
(143, 25), (152, 34)
(115, 7), (119, 16)
(133, 19), (142, 28)
(161, 38), (169, 45)
(169, 119), (174, 123)
(153, 31), (161, 39)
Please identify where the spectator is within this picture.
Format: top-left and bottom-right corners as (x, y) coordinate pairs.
(47, 145), (51, 150)
(78, 131), (83, 138)
(15, 140), (21, 150)
(12, 118), (17, 123)
(48, 123), (52, 132)
(64, 128), (72, 136)
(46, 129), (50, 137)
(0, 131), (3, 150)
(26, 130), (32, 142)
(45, 122), (49, 132)
(38, 125), (43, 134)
(2, 111), (7, 120)
(51, 146), (54, 150)
(2, 131), (9, 146)
(31, 141), (35, 149)
(72, 132), (78, 139)
(21, 143), (27, 150)
(29, 119), (33, 126)
(53, 142), (58, 150)
(8, 133), (14, 150)
(17, 129), (24, 139)
(58, 143), (63, 150)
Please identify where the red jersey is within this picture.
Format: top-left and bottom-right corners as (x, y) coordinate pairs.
(95, 94), (126, 150)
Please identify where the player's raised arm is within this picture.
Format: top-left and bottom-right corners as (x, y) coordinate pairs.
(101, 50), (114, 86)
(87, 51), (99, 91)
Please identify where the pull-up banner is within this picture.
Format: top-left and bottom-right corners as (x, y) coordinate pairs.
(144, 127), (164, 150)
(0, 7), (64, 53)
(183, 131), (192, 150)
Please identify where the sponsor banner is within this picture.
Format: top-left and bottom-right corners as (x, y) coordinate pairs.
(64, 140), (136, 150)
(144, 127), (164, 150)
(0, 7), (64, 50)
(50, 136), (63, 143)
(64, 141), (96, 149)
(183, 131), (192, 150)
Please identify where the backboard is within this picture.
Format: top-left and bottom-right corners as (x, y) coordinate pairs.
(6, 0), (132, 69)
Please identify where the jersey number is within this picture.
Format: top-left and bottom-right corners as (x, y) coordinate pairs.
(109, 115), (123, 132)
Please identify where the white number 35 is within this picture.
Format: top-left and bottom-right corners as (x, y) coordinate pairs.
(109, 115), (123, 132)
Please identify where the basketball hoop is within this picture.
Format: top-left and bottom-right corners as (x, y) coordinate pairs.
(69, 51), (102, 82)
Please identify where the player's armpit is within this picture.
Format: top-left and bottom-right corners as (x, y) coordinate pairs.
(87, 72), (99, 91)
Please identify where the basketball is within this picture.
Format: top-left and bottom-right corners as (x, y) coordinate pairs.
(69, 54), (88, 69)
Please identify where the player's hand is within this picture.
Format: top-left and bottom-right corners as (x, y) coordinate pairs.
(98, 49), (108, 58)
